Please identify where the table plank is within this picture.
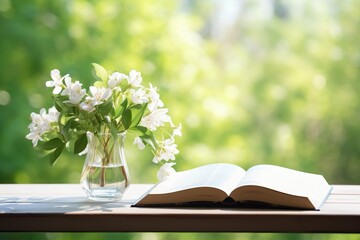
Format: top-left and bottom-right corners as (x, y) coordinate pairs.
(0, 184), (359, 232)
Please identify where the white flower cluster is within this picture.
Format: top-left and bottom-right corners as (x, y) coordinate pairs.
(44, 69), (168, 121)
(26, 107), (60, 147)
(45, 69), (113, 112)
(79, 86), (112, 112)
(27, 65), (181, 171)
(133, 124), (182, 164)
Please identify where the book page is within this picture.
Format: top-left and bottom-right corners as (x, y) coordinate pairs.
(151, 163), (246, 196)
(235, 164), (331, 208)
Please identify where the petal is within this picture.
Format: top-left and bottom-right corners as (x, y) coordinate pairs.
(103, 88), (112, 99)
(50, 69), (60, 80)
(53, 86), (62, 94)
(46, 81), (55, 87)
(89, 86), (98, 96)
(39, 108), (46, 115)
(64, 76), (72, 87)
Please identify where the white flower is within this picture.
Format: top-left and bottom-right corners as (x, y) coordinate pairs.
(157, 162), (176, 182)
(26, 129), (43, 147)
(80, 97), (97, 112)
(153, 138), (179, 163)
(26, 107), (59, 147)
(128, 70), (142, 86)
(140, 108), (171, 131)
(61, 77), (86, 105)
(147, 83), (164, 111)
(28, 108), (51, 133)
(45, 69), (68, 94)
(130, 88), (148, 104)
(47, 106), (60, 122)
(28, 109), (45, 130)
(172, 123), (182, 137)
(108, 72), (127, 89)
(133, 136), (145, 150)
(162, 138), (179, 161)
(89, 86), (112, 105)
(80, 86), (112, 111)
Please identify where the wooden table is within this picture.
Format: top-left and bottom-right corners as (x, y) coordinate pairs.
(0, 184), (359, 233)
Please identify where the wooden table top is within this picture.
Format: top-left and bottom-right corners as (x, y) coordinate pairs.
(0, 184), (359, 233)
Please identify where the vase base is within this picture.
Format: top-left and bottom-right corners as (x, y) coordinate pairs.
(81, 184), (130, 201)
(88, 195), (123, 202)
(83, 187), (128, 202)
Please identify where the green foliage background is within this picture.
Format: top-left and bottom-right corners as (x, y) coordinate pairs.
(0, 0), (359, 239)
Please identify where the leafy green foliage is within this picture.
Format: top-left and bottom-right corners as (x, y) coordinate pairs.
(130, 103), (148, 128)
(25, 62), (180, 166)
(121, 108), (132, 130)
(74, 133), (87, 155)
(92, 63), (108, 83)
(37, 138), (63, 151)
(97, 100), (113, 116)
(47, 143), (65, 166)
(115, 98), (128, 118)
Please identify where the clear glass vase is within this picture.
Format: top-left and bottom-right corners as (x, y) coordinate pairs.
(80, 132), (130, 201)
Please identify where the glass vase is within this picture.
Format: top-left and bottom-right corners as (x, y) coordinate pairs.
(80, 132), (130, 201)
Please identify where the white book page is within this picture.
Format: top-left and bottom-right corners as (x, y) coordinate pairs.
(236, 165), (330, 207)
(151, 163), (246, 196)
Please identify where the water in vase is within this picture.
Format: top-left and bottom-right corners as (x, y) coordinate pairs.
(81, 163), (129, 201)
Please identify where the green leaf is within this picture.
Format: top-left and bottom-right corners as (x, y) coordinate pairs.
(53, 95), (67, 112)
(130, 103), (148, 128)
(62, 117), (79, 141)
(54, 101), (62, 112)
(129, 126), (148, 134)
(121, 98), (128, 108)
(94, 80), (105, 88)
(48, 144), (65, 166)
(98, 100), (113, 116)
(74, 133), (88, 154)
(140, 133), (157, 150)
(95, 114), (103, 125)
(92, 63), (108, 83)
(54, 96), (75, 114)
(122, 109), (132, 129)
(37, 138), (64, 151)
(115, 98), (128, 118)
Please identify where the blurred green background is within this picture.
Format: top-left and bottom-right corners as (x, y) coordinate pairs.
(0, 0), (359, 239)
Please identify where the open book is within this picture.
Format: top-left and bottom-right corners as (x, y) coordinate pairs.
(134, 163), (332, 210)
